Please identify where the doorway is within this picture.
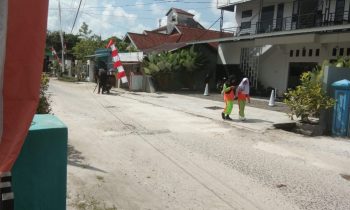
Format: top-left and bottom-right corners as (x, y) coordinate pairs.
(288, 62), (318, 89)
(297, 0), (318, 28)
(258, 5), (275, 33)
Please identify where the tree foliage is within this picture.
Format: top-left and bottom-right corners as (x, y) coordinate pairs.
(37, 73), (51, 114)
(284, 69), (335, 122)
(143, 46), (204, 76)
(78, 22), (92, 39)
(46, 31), (80, 56)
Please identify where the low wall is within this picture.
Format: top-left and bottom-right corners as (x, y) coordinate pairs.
(12, 114), (68, 210)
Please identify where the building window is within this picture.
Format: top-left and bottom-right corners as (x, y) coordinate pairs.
(296, 49), (300, 57)
(339, 48), (344, 56)
(290, 50), (294, 57)
(302, 48), (306, 56)
(332, 48), (337, 56)
(242, 10), (252, 18)
(316, 49), (320, 56)
(347, 48), (350, 56)
(241, 21), (251, 29)
(309, 49), (313, 56)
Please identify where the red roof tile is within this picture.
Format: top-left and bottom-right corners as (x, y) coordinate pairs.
(126, 24), (232, 52)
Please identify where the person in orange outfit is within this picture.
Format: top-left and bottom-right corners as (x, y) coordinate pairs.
(221, 77), (235, 120)
(237, 78), (250, 121)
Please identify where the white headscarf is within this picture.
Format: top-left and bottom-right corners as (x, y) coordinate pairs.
(238, 78), (250, 94)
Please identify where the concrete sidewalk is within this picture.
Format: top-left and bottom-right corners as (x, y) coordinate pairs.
(110, 88), (294, 133)
(169, 91), (290, 113)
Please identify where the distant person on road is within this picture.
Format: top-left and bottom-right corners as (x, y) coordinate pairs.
(98, 68), (107, 94)
(237, 77), (250, 121)
(97, 61), (108, 94)
(221, 77), (235, 120)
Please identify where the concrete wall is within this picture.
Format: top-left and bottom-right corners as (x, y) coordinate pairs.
(218, 37), (350, 96)
(259, 45), (289, 94)
(218, 41), (254, 65)
(259, 42), (350, 95)
(12, 115), (67, 210)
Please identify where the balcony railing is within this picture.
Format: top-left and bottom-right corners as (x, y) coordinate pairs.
(217, 0), (252, 8)
(223, 11), (350, 37)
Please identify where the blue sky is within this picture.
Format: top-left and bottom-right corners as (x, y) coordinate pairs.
(48, 0), (235, 39)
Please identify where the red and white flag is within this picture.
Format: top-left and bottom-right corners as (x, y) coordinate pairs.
(0, 0), (49, 174)
(106, 40), (128, 84)
(51, 47), (61, 64)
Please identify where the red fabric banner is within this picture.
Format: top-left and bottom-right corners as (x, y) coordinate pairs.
(0, 0), (49, 172)
(117, 71), (126, 79)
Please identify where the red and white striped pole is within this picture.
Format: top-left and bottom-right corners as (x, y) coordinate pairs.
(51, 47), (61, 64)
(106, 40), (128, 84)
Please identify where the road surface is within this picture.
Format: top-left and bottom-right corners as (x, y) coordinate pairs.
(49, 79), (350, 210)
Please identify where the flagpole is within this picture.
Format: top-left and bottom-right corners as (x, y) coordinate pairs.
(58, 0), (66, 76)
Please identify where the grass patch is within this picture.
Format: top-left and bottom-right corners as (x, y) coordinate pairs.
(70, 194), (117, 210)
(58, 75), (78, 82)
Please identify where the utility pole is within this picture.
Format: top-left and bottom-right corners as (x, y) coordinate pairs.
(58, 0), (66, 76)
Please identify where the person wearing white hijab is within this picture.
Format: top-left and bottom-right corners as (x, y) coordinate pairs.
(237, 78), (250, 120)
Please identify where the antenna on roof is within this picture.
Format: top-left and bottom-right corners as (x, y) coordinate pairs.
(159, 19), (161, 28)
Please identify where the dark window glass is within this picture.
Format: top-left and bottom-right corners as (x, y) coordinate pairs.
(241, 21), (251, 29)
(309, 49), (313, 56)
(296, 50), (300, 57)
(290, 50), (294, 57)
(335, 0), (345, 22)
(316, 49), (320, 56)
(339, 48), (344, 56)
(276, 4), (284, 30)
(242, 10), (252, 18)
(302, 49), (306, 56)
(332, 48), (337, 56)
(347, 48), (350, 56)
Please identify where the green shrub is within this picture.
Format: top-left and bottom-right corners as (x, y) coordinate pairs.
(36, 73), (52, 114)
(284, 70), (335, 122)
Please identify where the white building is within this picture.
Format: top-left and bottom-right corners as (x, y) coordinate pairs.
(214, 0), (350, 96)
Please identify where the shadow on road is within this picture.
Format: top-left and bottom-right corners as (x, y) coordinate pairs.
(68, 144), (107, 173)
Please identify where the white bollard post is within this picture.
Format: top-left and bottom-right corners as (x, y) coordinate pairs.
(203, 83), (209, 96)
(268, 89), (275, 107)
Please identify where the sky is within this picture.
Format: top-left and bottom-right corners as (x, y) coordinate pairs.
(48, 0), (236, 39)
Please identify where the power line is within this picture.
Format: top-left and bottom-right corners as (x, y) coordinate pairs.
(70, 0), (83, 33)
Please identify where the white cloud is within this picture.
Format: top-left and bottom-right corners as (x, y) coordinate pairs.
(135, 0), (144, 9)
(129, 24), (150, 33)
(188, 9), (201, 22)
(150, 3), (165, 16)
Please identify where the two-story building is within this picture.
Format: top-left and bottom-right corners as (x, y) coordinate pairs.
(212, 0), (350, 96)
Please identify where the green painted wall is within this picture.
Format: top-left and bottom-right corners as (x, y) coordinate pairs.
(12, 114), (68, 210)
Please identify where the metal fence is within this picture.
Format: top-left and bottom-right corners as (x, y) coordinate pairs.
(222, 11), (350, 36)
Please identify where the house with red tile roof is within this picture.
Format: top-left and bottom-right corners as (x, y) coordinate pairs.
(123, 8), (232, 54)
(122, 8), (233, 91)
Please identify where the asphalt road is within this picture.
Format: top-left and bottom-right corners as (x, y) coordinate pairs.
(49, 79), (350, 210)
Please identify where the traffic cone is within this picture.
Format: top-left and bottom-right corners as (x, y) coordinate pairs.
(268, 89), (275, 106)
(203, 83), (209, 96)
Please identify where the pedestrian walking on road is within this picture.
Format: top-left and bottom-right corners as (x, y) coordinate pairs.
(237, 77), (250, 121)
(97, 61), (108, 94)
(221, 77), (235, 120)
